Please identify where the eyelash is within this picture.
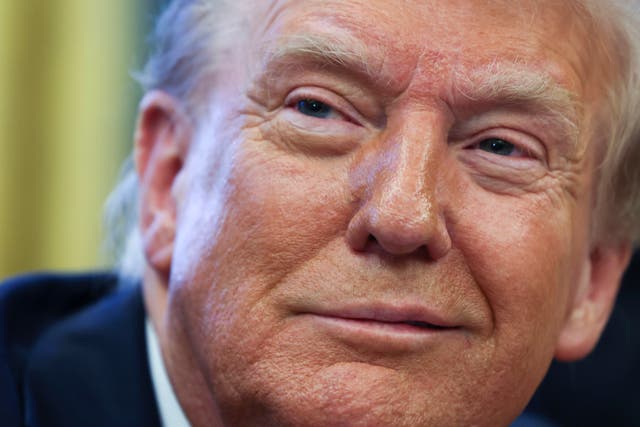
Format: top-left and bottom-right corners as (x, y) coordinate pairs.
(466, 138), (522, 158)
(285, 90), (359, 124)
(295, 99), (336, 118)
(283, 90), (546, 162)
(465, 130), (545, 162)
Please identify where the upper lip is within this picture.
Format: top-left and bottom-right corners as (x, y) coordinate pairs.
(305, 303), (459, 329)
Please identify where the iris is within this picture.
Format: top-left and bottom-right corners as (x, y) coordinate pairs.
(297, 99), (333, 119)
(478, 138), (515, 156)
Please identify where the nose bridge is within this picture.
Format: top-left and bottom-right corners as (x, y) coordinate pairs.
(347, 110), (452, 259)
(380, 113), (441, 213)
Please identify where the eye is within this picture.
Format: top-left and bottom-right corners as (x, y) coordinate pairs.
(296, 99), (334, 119)
(477, 138), (517, 156)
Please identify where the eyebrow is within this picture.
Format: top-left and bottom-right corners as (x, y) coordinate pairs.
(260, 32), (378, 80)
(451, 64), (581, 141)
(259, 33), (581, 143)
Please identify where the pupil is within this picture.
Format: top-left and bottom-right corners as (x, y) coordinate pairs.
(479, 138), (514, 156)
(297, 99), (331, 118)
(307, 100), (322, 112)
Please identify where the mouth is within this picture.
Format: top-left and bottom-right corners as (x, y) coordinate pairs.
(402, 320), (450, 330)
(311, 315), (457, 332)
(308, 304), (458, 329)
(298, 305), (462, 351)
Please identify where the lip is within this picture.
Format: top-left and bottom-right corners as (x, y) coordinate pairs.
(307, 304), (459, 329)
(297, 304), (463, 352)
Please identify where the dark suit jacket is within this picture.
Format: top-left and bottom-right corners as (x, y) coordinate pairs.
(0, 260), (637, 427)
(0, 273), (161, 427)
(527, 251), (640, 426)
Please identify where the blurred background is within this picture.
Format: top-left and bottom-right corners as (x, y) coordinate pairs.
(0, 0), (168, 279)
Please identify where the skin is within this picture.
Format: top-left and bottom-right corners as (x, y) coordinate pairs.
(136, 1), (632, 426)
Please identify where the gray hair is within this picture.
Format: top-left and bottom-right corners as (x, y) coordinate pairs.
(104, 0), (640, 278)
(589, 1), (640, 243)
(104, 0), (241, 277)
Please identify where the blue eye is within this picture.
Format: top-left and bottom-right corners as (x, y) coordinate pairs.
(478, 138), (515, 156)
(296, 99), (333, 118)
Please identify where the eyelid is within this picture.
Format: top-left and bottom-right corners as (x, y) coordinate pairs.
(470, 138), (526, 158)
(285, 87), (363, 125)
(465, 128), (548, 164)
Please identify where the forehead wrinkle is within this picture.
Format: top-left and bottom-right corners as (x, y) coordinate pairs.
(450, 63), (581, 144)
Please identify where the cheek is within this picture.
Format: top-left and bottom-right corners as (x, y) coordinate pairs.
(168, 141), (354, 377)
(224, 150), (353, 283)
(452, 180), (579, 355)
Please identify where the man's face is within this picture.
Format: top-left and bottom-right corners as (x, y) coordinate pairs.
(157, 1), (610, 425)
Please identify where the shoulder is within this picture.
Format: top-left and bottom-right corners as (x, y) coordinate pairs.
(0, 272), (160, 427)
(0, 272), (119, 330)
(0, 272), (119, 427)
(0, 272), (120, 372)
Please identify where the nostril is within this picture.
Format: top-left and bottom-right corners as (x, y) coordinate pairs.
(362, 234), (379, 251)
(364, 233), (429, 257)
(345, 205), (451, 259)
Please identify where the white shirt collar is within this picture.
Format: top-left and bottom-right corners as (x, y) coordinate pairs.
(145, 318), (191, 427)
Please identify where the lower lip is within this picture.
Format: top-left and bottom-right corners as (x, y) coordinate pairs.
(303, 314), (457, 352)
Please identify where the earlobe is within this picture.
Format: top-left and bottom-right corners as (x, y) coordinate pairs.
(135, 91), (191, 278)
(555, 241), (632, 361)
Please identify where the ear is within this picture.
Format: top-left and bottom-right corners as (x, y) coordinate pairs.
(135, 91), (191, 279)
(554, 241), (632, 361)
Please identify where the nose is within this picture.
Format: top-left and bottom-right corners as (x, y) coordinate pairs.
(346, 113), (452, 260)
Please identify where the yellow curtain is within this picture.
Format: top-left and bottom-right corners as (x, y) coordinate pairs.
(0, 1), (145, 278)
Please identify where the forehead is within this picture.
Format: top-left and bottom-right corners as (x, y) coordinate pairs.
(249, 0), (600, 104)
